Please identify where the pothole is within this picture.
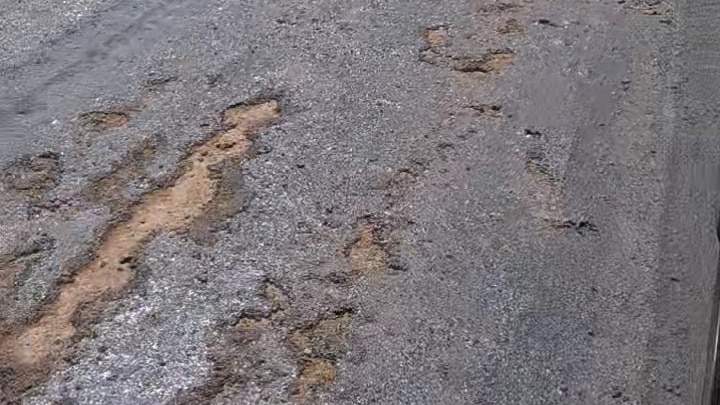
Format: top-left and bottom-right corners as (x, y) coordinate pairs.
(288, 309), (353, 400)
(419, 31), (516, 75)
(498, 18), (524, 35)
(171, 279), (354, 405)
(347, 222), (388, 281)
(463, 103), (504, 118)
(78, 111), (130, 131)
(3, 152), (61, 194)
(423, 26), (448, 50)
(0, 99), (280, 400)
(475, 2), (524, 14)
(451, 49), (515, 73)
(85, 136), (160, 214)
(627, 1), (672, 16)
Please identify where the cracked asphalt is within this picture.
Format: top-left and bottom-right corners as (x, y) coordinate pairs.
(1, 0), (720, 404)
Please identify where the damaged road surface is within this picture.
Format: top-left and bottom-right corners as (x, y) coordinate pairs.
(0, 0), (719, 404)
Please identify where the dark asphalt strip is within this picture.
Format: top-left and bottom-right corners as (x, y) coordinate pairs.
(705, 218), (720, 404)
(689, 0), (720, 402)
(673, 1), (720, 403)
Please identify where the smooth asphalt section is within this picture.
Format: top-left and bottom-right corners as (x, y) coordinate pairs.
(0, 0), (718, 404)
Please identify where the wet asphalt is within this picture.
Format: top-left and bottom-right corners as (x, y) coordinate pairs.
(1, 0), (719, 404)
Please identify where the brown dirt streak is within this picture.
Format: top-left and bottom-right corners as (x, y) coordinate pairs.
(0, 101), (280, 392)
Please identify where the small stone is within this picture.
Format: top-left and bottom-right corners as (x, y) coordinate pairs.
(296, 221), (312, 234)
(256, 143), (273, 155)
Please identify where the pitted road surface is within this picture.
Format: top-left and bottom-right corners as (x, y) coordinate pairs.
(1, 0), (719, 404)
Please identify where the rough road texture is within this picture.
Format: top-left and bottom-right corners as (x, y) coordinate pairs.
(0, 0), (718, 404)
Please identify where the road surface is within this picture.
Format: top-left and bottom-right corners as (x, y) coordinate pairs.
(0, 0), (719, 404)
